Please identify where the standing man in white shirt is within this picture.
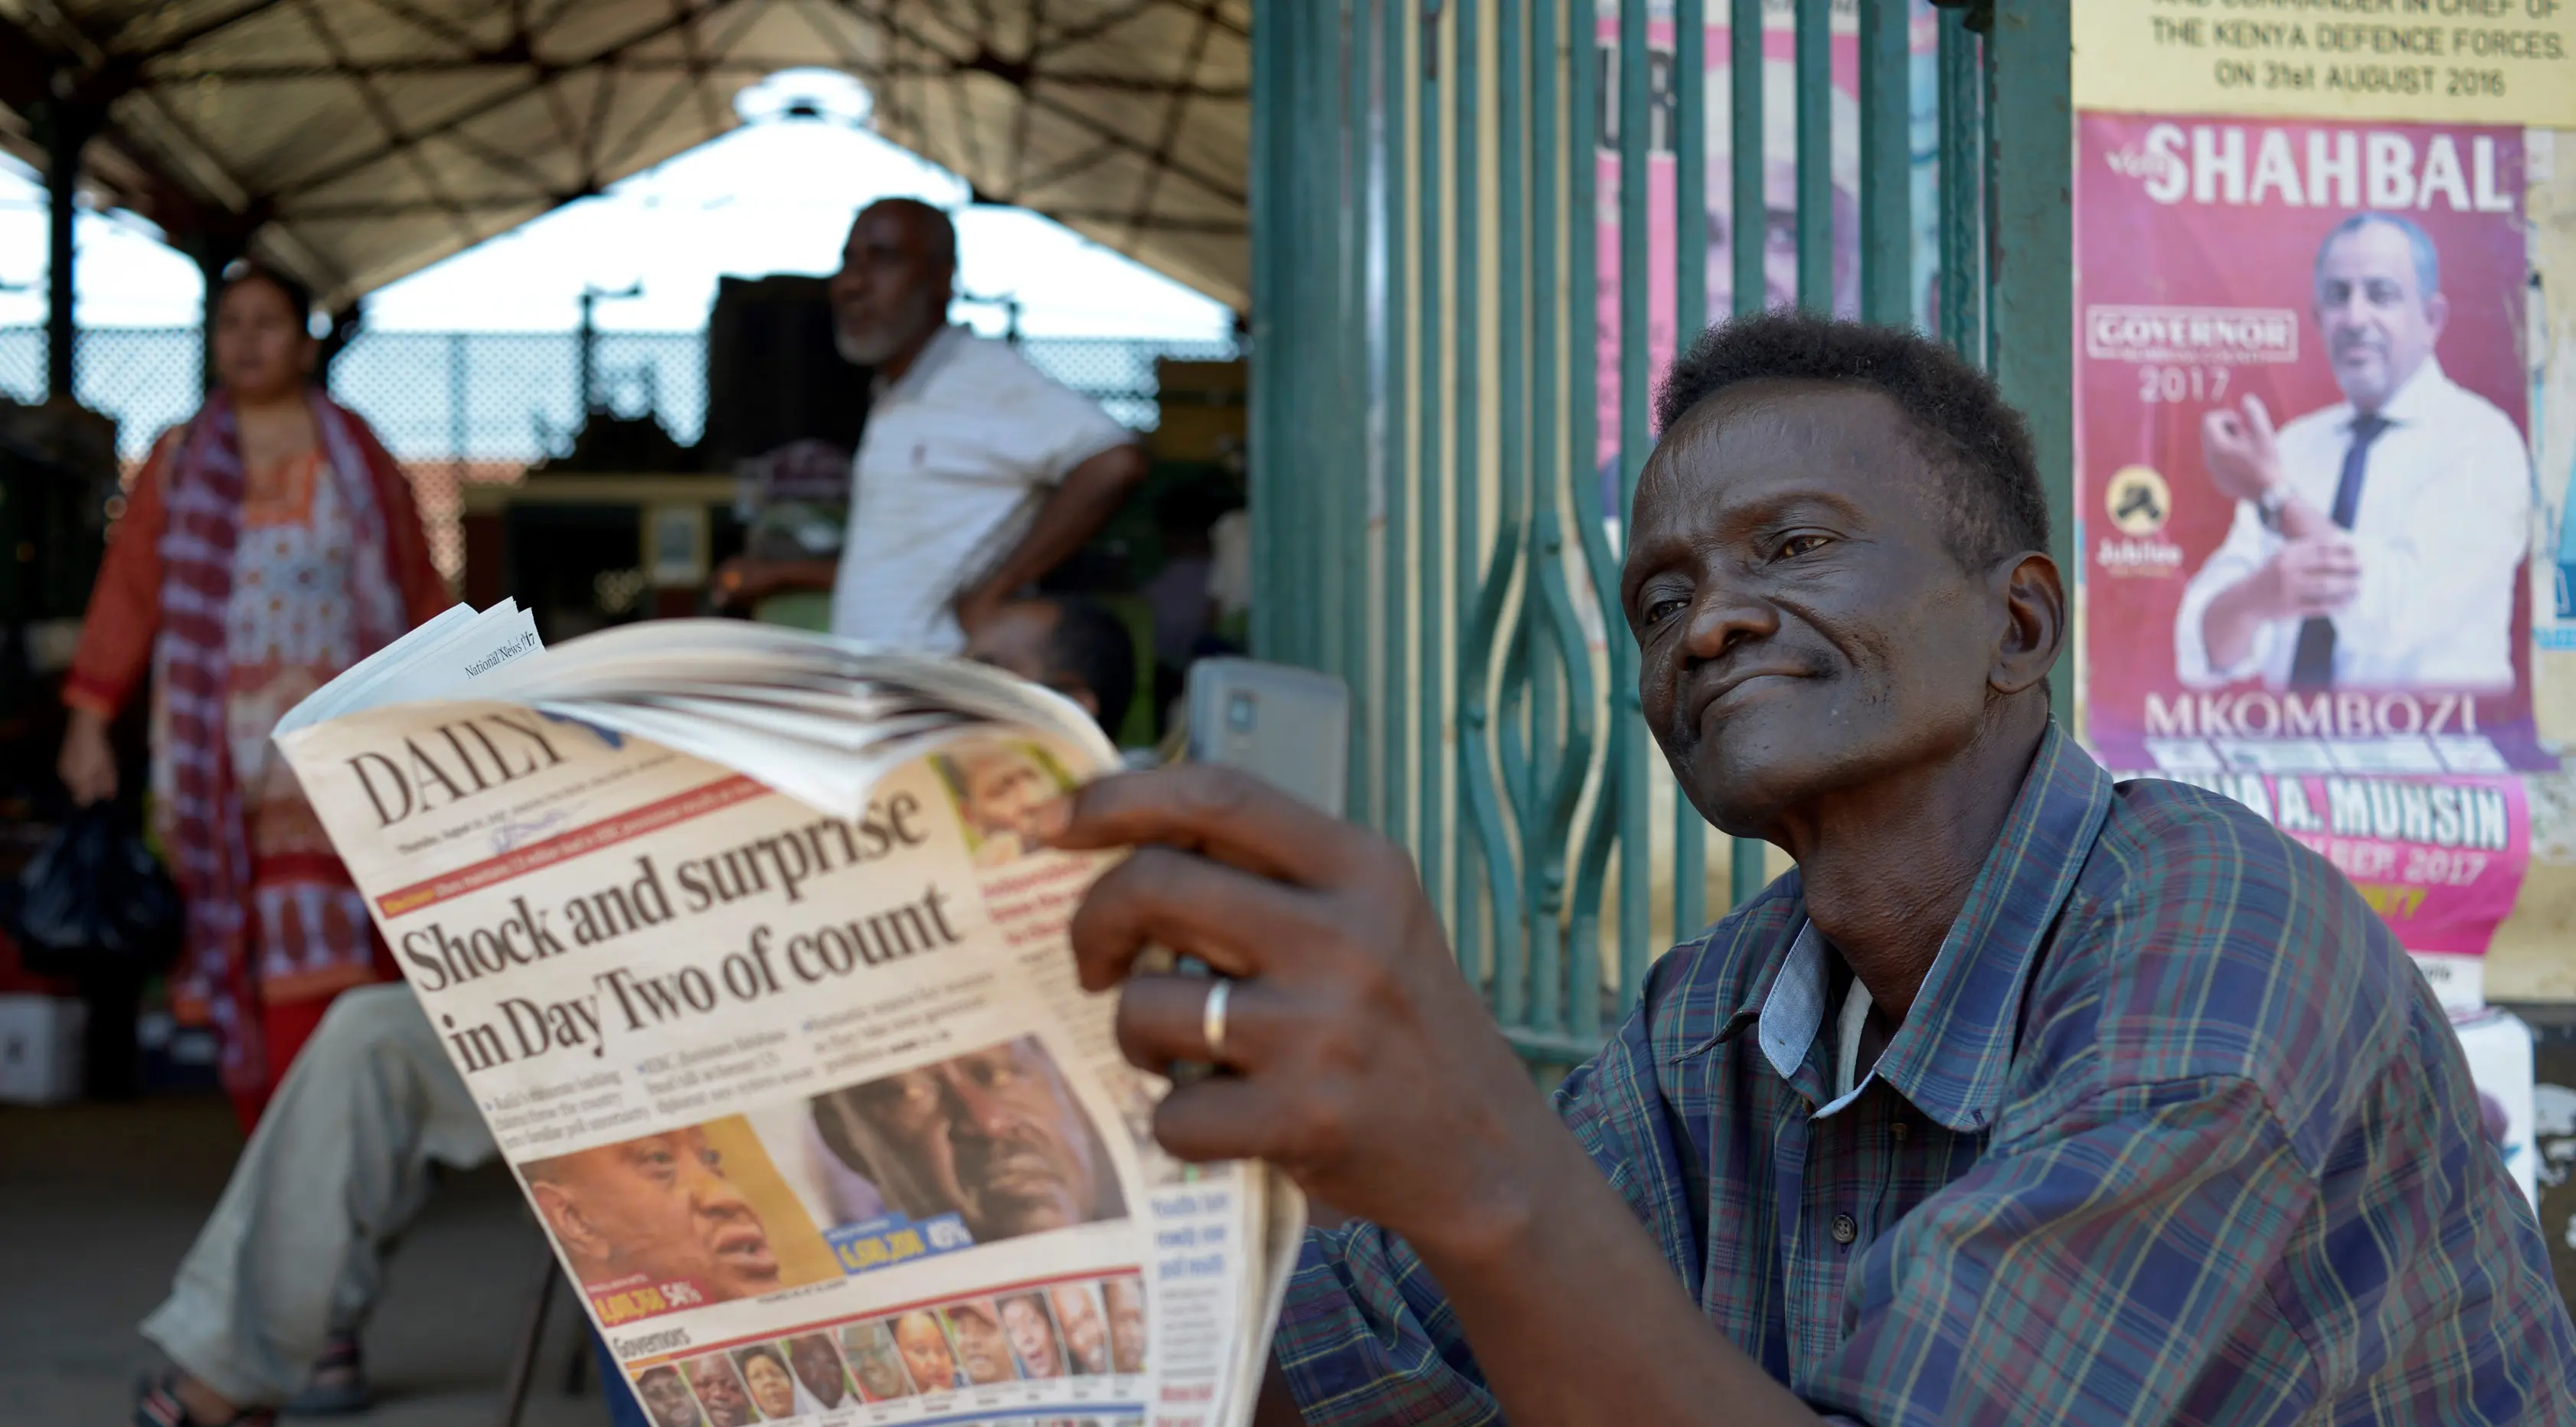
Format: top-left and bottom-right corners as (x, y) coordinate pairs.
(718, 199), (1148, 651)
(2175, 212), (2530, 691)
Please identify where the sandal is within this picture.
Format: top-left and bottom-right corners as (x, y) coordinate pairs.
(133, 1373), (278, 1427)
(282, 1333), (373, 1416)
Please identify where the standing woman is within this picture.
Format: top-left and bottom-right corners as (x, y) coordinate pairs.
(57, 261), (447, 1130)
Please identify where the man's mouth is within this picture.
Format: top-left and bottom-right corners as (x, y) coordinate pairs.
(711, 1223), (779, 1277)
(1686, 664), (1813, 733)
(968, 1145), (1070, 1200)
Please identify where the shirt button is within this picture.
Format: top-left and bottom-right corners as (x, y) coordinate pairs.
(1890, 1121), (1908, 1141)
(1831, 1213), (1858, 1246)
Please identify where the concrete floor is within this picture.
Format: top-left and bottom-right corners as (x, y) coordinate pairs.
(1, 1095), (620, 1427)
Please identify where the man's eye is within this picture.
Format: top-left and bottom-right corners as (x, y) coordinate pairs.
(1642, 596), (1689, 627)
(1777, 534), (1831, 560)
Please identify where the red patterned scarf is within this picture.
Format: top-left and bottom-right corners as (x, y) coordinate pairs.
(158, 389), (409, 1096)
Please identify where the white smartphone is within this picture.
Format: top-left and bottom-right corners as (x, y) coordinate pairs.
(1184, 658), (1351, 818)
(1164, 659), (1352, 1082)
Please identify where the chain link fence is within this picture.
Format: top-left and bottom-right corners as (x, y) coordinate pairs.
(0, 325), (1239, 578)
(0, 326), (1234, 459)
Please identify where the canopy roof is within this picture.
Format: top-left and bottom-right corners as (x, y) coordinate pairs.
(0, 0), (1250, 312)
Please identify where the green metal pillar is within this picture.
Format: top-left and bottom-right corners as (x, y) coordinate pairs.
(1937, 5), (1985, 361)
(1418, 0), (1450, 945)
(1379, 0), (1412, 849)
(1453, 0), (1486, 968)
(1724, 0), (1768, 909)
(1525, 0), (1595, 1045)
(1568, 0), (1617, 1043)
(1613, 0), (1652, 1001)
(1670, 0), (1708, 944)
(1248, 0), (1281, 663)
(1858, 0), (1911, 328)
(1340, 0), (1373, 823)
(1794, 0), (1832, 312)
(1461, 0), (1529, 1017)
(1986, 0), (2075, 732)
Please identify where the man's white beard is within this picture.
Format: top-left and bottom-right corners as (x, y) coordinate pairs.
(836, 297), (942, 367)
(835, 324), (890, 366)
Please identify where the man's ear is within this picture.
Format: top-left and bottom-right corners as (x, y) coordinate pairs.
(531, 1181), (606, 1266)
(1989, 550), (2065, 697)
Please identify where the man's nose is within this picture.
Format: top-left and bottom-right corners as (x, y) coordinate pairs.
(684, 1159), (756, 1216)
(1681, 582), (1780, 663)
(940, 1069), (1022, 1139)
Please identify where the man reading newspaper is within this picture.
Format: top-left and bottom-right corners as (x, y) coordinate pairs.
(1044, 316), (2576, 1425)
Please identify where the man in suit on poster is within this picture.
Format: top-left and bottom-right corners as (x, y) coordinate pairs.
(2176, 212), (2530, 693)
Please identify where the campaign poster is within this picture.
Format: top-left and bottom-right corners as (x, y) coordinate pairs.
(2131, 768), (2530, 1014)
(2074, 113), (2542, 777)
(1591, 0), (1941, 494)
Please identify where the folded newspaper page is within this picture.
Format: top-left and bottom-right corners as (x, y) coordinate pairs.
(273, 607), (1304, 1427)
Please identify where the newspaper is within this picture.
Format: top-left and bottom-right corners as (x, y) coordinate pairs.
(273, 606), (1303, 1427)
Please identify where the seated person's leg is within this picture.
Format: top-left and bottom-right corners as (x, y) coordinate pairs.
(136, 983), (492, 1424)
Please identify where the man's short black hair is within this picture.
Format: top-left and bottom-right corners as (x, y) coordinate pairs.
(1652, 312), (2048, 567)
(1044, 596), (1137, 738)
(864, 197), (958, 273)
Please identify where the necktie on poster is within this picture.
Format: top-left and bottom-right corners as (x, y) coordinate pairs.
(2287, 414), (2391, 688)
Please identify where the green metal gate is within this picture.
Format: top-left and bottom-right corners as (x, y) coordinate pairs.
(1247, 0), (2072, 1067)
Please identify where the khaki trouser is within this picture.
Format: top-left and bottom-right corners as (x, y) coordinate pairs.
(141, 982), (494, 1406)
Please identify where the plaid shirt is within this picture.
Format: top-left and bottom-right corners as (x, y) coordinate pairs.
(1277, 727), (2576, 1425)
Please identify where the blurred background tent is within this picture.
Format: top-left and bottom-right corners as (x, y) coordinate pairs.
(0, 0), (1249, 328)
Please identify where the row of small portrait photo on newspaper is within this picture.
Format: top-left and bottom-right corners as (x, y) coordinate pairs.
(629, 1275), (1151, 1427)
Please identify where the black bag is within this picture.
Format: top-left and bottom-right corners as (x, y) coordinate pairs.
(5, 802), (182, 979)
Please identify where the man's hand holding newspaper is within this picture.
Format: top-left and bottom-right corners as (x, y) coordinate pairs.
(1048, 766), (1549, 1254)
(273, 605), (1303, 1427)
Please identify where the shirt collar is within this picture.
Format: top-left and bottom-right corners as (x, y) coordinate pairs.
(2350, 354), (2451, 429)
(1713, 723), (2116, 1135)
(874, 323), (969, 401)
(1754, 922), (1835, 1091)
